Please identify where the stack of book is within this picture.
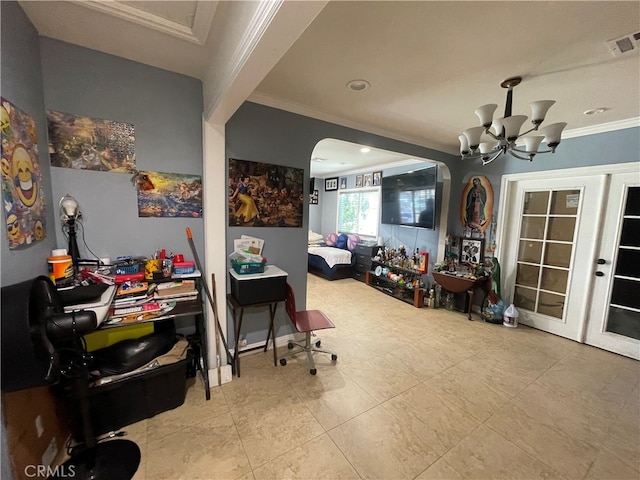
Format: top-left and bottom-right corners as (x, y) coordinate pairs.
(113, 281), (152, 306)
(153, 280), (198, 301)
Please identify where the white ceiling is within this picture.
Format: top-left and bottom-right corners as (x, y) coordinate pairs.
(19, 1), (640, 177)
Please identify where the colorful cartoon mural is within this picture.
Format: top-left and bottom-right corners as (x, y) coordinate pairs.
(228, 158), (304, 227)
(136, 171), (202, 218)
(47, 110), (136, 172)
(1, 98), (47, 249)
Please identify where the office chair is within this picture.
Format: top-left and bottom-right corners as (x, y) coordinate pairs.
(279, 283), (337, 375)
(28, 276), (140, 479)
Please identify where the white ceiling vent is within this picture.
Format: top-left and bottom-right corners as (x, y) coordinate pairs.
(607, 31), (640, 56)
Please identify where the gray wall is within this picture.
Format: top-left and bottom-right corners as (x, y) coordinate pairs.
(227, 102), (639, 346)
(39, 38), (205, 263)
(1, 4), (50, 478)
(225, 101), (457, 346)
(447, 127), (640, 238)
(1, 1), (57, 288)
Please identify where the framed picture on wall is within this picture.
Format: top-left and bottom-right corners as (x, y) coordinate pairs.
(373, 171), (382, 186)
(325, 177), (338, 191)
(363, 173), (373, 187)
(355, 175), (363, 188)
(339, 177), (347, 189)
(460, 237), (484, 264)
(309, 190), (319, 204)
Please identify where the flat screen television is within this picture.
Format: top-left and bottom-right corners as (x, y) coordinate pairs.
(381, 166), (437, 229)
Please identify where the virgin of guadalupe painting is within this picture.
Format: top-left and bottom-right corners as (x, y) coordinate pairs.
(459, 175), (494, 234)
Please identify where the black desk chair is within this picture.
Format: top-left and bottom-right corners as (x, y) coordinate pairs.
(278, 283), (337, 375)
(28, 276), (140, 479)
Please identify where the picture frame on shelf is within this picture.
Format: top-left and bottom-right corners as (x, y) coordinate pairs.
(373, 171), (382, 186)
(324, 177), (338, 191)
(339, 177), (347, 189)
(364, 173), (373, 187)
(355, 175), (363, 188)
(460, 237), (484, 264)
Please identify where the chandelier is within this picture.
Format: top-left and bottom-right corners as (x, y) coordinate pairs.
(458, 77), (567, 165)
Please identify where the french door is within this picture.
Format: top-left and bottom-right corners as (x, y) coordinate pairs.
(498, 164), (640, 359)
(585, 174), (640, 358)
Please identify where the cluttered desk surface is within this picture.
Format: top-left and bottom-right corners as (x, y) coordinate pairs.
(61, 268), (203, 328)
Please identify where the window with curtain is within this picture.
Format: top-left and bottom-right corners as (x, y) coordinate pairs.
(337, 188), (380, 238)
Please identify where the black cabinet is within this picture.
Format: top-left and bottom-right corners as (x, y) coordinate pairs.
(352, 243), (380, 282)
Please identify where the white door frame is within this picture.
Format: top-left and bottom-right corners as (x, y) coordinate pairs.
(495, 162), (640, 346)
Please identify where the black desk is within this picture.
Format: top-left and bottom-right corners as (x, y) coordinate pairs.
(103, 297), (211, 400)
(226, 294), (279, 377)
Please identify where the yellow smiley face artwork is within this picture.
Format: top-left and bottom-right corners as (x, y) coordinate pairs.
(34, 220), (45, 240)
(11, 144), (39, 207)
(0, 106), (10, 138)
(1, 156), (10, 178)
(6, 213), (20, 242)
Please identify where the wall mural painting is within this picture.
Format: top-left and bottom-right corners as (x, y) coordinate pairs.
(460, 175), (494, 237)
(1, 98), (47, 249)
(47, 110), (136, 172)
(136, 171), (202, 218)
(228, 158), (303, 227)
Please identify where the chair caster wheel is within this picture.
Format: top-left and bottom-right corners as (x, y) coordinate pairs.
(315, 340), (321, 347)
(287, 342), (294, 350)
(331, 354), (338, 361)
(310, 369), (317, 375)
(280, 359), (287, 366)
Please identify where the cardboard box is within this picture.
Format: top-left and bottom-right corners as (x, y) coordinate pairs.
(2, 386), (70, 480)
(229, 265), (288, 305)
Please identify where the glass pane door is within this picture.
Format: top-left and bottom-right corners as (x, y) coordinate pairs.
(606, 186), (640, 340)
(513, 189), (580, 320)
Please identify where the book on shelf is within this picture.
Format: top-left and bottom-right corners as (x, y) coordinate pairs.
(154, 280), (197, 299)
(116, 281), (149, 298)
(113, 293), (151, 305)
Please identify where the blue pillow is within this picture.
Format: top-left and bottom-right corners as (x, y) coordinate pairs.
(336, 233), (349, 249)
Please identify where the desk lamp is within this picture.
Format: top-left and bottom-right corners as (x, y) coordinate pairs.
(59, 194), (81, 270)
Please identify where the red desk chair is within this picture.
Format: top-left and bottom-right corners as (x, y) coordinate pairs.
(279, 283), (337, 375)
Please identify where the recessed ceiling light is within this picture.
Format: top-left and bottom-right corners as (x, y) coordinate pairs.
(346, 79), (371, 92)
(360, 147), (371, 153)
(583, 107), (609, 115)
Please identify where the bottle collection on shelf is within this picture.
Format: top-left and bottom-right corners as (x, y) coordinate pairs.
(372, 245), (427, 290)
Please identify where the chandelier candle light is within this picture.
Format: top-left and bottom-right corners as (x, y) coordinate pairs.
(459, 77), (567, 165)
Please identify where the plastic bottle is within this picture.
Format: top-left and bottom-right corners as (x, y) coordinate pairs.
(503, 303), (519, 328)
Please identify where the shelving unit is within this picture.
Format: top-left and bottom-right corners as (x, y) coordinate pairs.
(365, 260), (426, 308)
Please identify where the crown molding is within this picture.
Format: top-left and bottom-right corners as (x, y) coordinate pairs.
(250, 93), (640, 154)
(563, 117), (640, 139)
(77, 1), (217, 45)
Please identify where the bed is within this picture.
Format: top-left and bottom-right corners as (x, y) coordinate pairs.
(307, 232), (358, 280)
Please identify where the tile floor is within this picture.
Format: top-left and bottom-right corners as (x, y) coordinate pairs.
(125, 275), (639, 480)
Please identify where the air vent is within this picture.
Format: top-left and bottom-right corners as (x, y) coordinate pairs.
(607, 31), (640, 57)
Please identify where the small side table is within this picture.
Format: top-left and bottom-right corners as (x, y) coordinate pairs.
(432, 272), (490, 320)
(225, 294), (280, 377)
